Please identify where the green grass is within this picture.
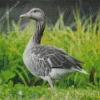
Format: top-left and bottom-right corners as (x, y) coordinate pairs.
(0, 84), (100, 100)
(0, 8), (100, 99)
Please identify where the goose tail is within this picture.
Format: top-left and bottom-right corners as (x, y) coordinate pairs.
(79, 69), (88, 74)
(72, 67), (88, 74)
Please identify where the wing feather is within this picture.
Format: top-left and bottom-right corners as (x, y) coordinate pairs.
(31, 45), (82, 76)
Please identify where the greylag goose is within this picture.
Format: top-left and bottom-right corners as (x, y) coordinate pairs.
(20, 8), (87, 92)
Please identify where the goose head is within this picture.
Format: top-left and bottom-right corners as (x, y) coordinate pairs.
(20, 8), (45, 21)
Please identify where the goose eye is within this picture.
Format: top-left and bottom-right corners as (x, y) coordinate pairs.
(34, 10), (37, 13)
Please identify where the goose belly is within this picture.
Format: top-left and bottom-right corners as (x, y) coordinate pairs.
(49, 68), (75, 79)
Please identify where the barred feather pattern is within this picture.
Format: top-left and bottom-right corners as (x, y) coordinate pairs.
(24, 45), (83, 77)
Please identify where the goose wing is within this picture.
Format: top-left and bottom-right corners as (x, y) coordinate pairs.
(31, 45), (82, 76)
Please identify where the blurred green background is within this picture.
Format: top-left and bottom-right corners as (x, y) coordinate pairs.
(0, 8), (100, 100)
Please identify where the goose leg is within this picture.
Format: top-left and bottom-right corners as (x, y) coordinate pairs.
(48, 76), (55, 92)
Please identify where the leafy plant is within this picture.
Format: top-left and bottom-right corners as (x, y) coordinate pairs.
(0, 9), (100, 88)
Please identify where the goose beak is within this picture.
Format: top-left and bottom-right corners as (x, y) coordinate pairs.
(20, 13), (31, 18)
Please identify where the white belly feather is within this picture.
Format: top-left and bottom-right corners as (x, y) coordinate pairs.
(49, 68), (75, 79)
(40, 68), (75, 81)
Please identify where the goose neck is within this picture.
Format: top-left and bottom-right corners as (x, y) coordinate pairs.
(33, 20), (45, 44)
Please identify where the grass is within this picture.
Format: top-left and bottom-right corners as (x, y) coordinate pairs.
(0, 8), (100, 99)
(0, 84), (100, 100)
